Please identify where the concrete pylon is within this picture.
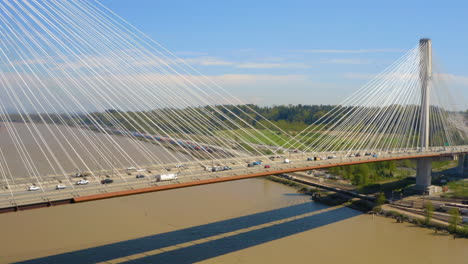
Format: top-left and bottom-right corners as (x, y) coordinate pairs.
(419, 38), (431, 150)
(415, 38), (432, 191)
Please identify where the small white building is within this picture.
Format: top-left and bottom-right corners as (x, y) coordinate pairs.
(425, 185), (442, 195)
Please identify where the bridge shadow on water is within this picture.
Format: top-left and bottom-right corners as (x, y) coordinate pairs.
(17, 202), (361, 264)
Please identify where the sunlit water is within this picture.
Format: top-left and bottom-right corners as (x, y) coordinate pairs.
(1, 178), (467, 264)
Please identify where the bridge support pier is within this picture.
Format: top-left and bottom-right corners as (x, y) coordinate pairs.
(416, 155), (456, 193)
(416, 158), (432, 190)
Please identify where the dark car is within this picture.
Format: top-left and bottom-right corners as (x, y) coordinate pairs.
(101, 179), (114, 184)
(136, 174), (145, 178)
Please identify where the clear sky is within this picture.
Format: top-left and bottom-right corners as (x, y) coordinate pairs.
(100, 0), (468, 106)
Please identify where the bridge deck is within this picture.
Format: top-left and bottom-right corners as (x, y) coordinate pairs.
(1, 148), (467, 213)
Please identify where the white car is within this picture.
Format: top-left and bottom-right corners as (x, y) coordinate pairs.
(76, 179), (89, 185)
(56, 184), (66, 190)
(28, 186), (40, 191)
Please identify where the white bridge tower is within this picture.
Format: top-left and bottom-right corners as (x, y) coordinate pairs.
(416, 38), (433, 190)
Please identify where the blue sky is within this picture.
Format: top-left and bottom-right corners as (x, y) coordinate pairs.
(100, 0), (468, 105)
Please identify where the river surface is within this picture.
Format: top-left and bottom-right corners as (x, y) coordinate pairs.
(1, 178), (467, 264)
(0, 122), (192, 180)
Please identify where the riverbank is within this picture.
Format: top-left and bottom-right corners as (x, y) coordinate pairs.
(380, 205), (468, 238)
(266, 175), (468, 238)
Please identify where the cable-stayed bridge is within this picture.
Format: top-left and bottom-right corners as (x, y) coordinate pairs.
(0, 1), (467, 212)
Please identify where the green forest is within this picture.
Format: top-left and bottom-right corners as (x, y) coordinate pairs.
(7, 104), (466, 136)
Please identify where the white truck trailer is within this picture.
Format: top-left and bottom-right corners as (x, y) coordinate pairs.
(155, 173), (178, 182)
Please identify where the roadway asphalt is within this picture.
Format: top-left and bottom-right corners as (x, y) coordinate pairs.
(0, 147), (466, 209)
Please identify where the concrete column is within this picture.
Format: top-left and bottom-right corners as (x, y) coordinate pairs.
(415, 39), (433, 191)
(416, 157), (432, 189)
(419, 38), (432, 150)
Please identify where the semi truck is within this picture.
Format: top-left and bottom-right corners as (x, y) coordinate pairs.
(155, 173), (178, 182)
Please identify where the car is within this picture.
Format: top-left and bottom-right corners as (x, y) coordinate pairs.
(56, 184), (66, 190)
(136, 174), (145, 178)
(101, 179), (114, 184)
(28, 185), (40, 191)
(349, 154), (355, 157)
(76, 179), (89, 185)
(210, 166), (230, 172)
(307, 157), (313, 161)
(253, 161), (262, 165)
(355, 153), (361, 157)
(264, 165), (271, 168)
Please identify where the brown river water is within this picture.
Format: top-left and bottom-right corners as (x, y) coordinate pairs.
(0, 122), (192, 180)
(1, 178), (468, 264)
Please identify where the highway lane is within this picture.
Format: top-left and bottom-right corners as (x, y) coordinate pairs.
(1, 147), (467, 209)
(0, 156), (292, 207)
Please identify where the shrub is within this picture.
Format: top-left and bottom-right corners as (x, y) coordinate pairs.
(424, 201), (434, 225)
(376, 192), (386, 206)
(448, 208), (461, 233)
